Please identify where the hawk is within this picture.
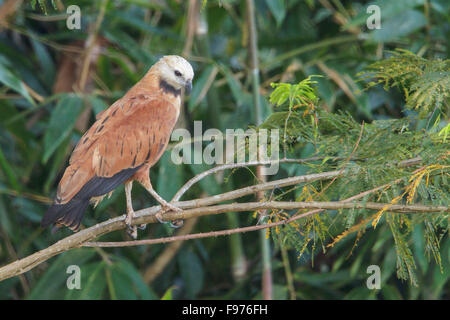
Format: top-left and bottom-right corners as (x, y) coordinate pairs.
(41, 55), (194, 238)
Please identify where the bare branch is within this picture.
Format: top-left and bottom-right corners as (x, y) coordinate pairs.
(0, 156), (439, 282)
(83, 201), (447, 248)
(0, 169), (340, 281)
(143, 217), (199, 284)
(171, 157), (326, 201)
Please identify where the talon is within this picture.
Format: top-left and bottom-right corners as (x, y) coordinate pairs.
(155, 204), (183, 228)
(125, 209), (138, 239)
(138, 224), (147, 230)
(155, 210), (168, 224)
(126, 225), (138, 239)
(169, 219), (184, 228)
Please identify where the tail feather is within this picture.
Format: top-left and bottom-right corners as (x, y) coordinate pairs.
(42, 165), (143, 233)
(41, 199), (90, 232)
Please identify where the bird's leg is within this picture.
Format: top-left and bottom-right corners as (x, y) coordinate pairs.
(124, 181), (138, 239)
(147, 185), (182, 223)
(139, 178), (182, 224)
(134, 171), (182, 227)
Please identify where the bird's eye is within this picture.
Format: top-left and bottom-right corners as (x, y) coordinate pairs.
(174, 70), (182, 77)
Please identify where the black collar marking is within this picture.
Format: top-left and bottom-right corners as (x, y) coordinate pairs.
(160, 79), (181, 97)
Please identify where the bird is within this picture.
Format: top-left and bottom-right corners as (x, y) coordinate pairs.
(41, 55), (194, 238)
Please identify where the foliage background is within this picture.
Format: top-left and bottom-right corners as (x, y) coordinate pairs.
(0, 0), (448, 299)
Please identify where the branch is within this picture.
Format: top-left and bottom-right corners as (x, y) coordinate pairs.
(0, 156), (434, 282)
(171, 157), (326, 201)
(143, 217), (199, 284)
(83, 162), (444, 250)
(0, 168), (341, 281)
(82, 201), (448, 248)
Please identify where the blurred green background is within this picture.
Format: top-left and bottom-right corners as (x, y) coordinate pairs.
(0, 0), (448, 299)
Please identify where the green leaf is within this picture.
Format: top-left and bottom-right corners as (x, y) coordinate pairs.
(177, 249), (204, 299)
(412, 224), (428, 273)
(0, 62), (35, 106)
(344, 287), (375, 300)
(381, 247), (397, 283)
(0, 196), (12, 236)
(157, 151), (184, 200)
(28, 249), (97, 300)
(161, 286), (177, 300)
(381, 284), (403, 300)
(120, 0), (166, 9)
(43, 135), (72, 193)
(88, 95), (109, 116)
(344, 0), (424, 30)
(108, 258), (157, 300)
(188, 65), (216, 112)
(104, 29), (154, 65)
(42, 94), (84, 163)
(107, 263), (134, 300)
(13, 197), (45, 223)
(107, 11), (177, 38)
(66, 262), (107, 300)
(265, 0), (286, 27)
(30, 37), (55, 85)
(0, 148), (21, 192)
(369, 10), (427, 42)
(188, 152), (222, 197)
(220, 65), (245, 107)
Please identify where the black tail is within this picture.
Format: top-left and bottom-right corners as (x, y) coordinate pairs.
(42, 166), (143, 233)
(41, 198), (90, 232)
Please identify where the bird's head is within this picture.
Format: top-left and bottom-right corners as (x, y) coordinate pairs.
(152, 55), (194, 95)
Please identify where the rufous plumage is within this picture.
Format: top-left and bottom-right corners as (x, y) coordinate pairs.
(41, 55), (194, 238)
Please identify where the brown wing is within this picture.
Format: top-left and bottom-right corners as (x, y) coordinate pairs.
(55, 94), (180, 205)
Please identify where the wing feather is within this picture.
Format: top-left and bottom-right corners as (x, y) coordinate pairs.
(55, 94), (179, 204)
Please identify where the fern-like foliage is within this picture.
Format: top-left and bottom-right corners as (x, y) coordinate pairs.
(30, 0), (58, 14)
(357, 49), (450, 116)
(270, 75), (322, 108)
(260, 70), (449, 285)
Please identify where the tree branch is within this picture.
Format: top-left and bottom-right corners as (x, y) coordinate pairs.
(0, 156), (437, 282)
(0, 168), (341, 281)
(171, 157), (326, 201)
(82, 201), (448, 248)
(143, 217), (199, 284)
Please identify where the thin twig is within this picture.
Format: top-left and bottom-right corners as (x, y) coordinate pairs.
(315, 121), (364, 199)
(172, 157), (326, 201)
(143, 217), (199, 284)
(78, 0), (108, 91)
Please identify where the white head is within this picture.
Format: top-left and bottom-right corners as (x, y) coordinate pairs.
(152, 55), (194, 94)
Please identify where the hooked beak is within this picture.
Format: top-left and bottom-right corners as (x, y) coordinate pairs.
(185, 80), (192, 95)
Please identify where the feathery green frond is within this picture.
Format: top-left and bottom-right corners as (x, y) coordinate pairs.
(357, 49), (450, 116)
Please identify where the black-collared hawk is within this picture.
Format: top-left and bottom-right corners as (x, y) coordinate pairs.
(41, 55), (194, 238)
